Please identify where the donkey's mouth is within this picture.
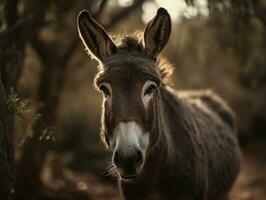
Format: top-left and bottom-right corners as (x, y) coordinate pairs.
(116, 166), (143, 181)
(121, 173), (139, 180)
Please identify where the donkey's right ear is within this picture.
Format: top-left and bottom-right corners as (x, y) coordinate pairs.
(77, 10), (117, 62)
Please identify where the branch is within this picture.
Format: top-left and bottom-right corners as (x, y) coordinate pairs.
(0, 56), (12, 200)
(59, 0), (109, 64)
(60, 37), (79, 64)
(3, 0), (18, 27)
(93, 0), (108, 19)
(0, 18), (27, 38)
(31, 0), (147, 67)
(30, 33), (51, 62)
(61, 0), (147, 63)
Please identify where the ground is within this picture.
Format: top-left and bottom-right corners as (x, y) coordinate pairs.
(230, 142), (266, 200)
(44, 142), (266, 200)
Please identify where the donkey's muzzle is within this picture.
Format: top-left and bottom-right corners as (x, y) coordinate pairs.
(113, 149), (143, 179)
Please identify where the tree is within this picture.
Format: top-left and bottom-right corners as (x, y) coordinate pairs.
(0, 78), (12, 200)
(12, 0), (147, 199)
(187, 0), (266, 89)
(0, 0), (25, 198)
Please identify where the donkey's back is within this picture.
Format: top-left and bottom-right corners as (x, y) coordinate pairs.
(162, 89), (240, 199)
(179, 90), (235, 129)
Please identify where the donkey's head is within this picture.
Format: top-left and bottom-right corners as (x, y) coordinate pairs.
(77, 8), (171, 180)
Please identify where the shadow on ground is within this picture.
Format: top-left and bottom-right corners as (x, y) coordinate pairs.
(40, 141), (266, 200)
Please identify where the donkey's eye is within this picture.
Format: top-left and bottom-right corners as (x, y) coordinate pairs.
(142, 81), (157, 107)
(144, 84), (156, 96)
(99, 84), (111, 97)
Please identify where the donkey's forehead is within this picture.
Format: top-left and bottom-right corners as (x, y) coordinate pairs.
(103, 54), (154, 69)
(97, 55), (160, 84)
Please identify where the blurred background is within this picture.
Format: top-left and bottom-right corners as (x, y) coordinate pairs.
(0, 0), (266, 199)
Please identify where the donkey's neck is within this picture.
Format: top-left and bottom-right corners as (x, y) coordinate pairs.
(145, 87), (177, 170)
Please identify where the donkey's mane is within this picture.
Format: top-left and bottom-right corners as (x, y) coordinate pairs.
(115, 33), (144, 52)
(113, 32), (174, 82)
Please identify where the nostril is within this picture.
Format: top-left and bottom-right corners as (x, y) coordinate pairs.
(135, 150), (143, 166)
(113, 151), (122, 168)
(113, 150), (143, 170)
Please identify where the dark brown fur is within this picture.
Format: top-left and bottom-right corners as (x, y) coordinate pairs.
(97, 41), (240, 200)
(77, 8), (241, 200)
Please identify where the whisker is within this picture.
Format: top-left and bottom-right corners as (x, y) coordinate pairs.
(102, 160), (119, 180)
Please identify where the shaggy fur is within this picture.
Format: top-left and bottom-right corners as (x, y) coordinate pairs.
(97, 39), (240, 199)
(77, 8), (241, 200)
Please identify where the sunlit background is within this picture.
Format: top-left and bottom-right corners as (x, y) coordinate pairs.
(1, 0), (266, 199)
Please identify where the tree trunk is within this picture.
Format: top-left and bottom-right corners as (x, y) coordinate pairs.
(0, 76), (12, 200)
(15, 59), (67, 199)
(14, 1), (147, 199)
(0, 0), (25, 198)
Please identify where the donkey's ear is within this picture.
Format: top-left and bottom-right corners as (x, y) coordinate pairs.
(77, 10), (117, 62)
(143, 8), (171, 60)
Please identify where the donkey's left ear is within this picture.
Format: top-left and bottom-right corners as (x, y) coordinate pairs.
(77, 10), (117, 62)
(143, 8), (171, 60)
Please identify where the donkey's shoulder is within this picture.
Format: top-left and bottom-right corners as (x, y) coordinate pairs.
(177, 89), (235, 130)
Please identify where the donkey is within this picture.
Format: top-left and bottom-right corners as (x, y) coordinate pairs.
(77, 8), (240, 200)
